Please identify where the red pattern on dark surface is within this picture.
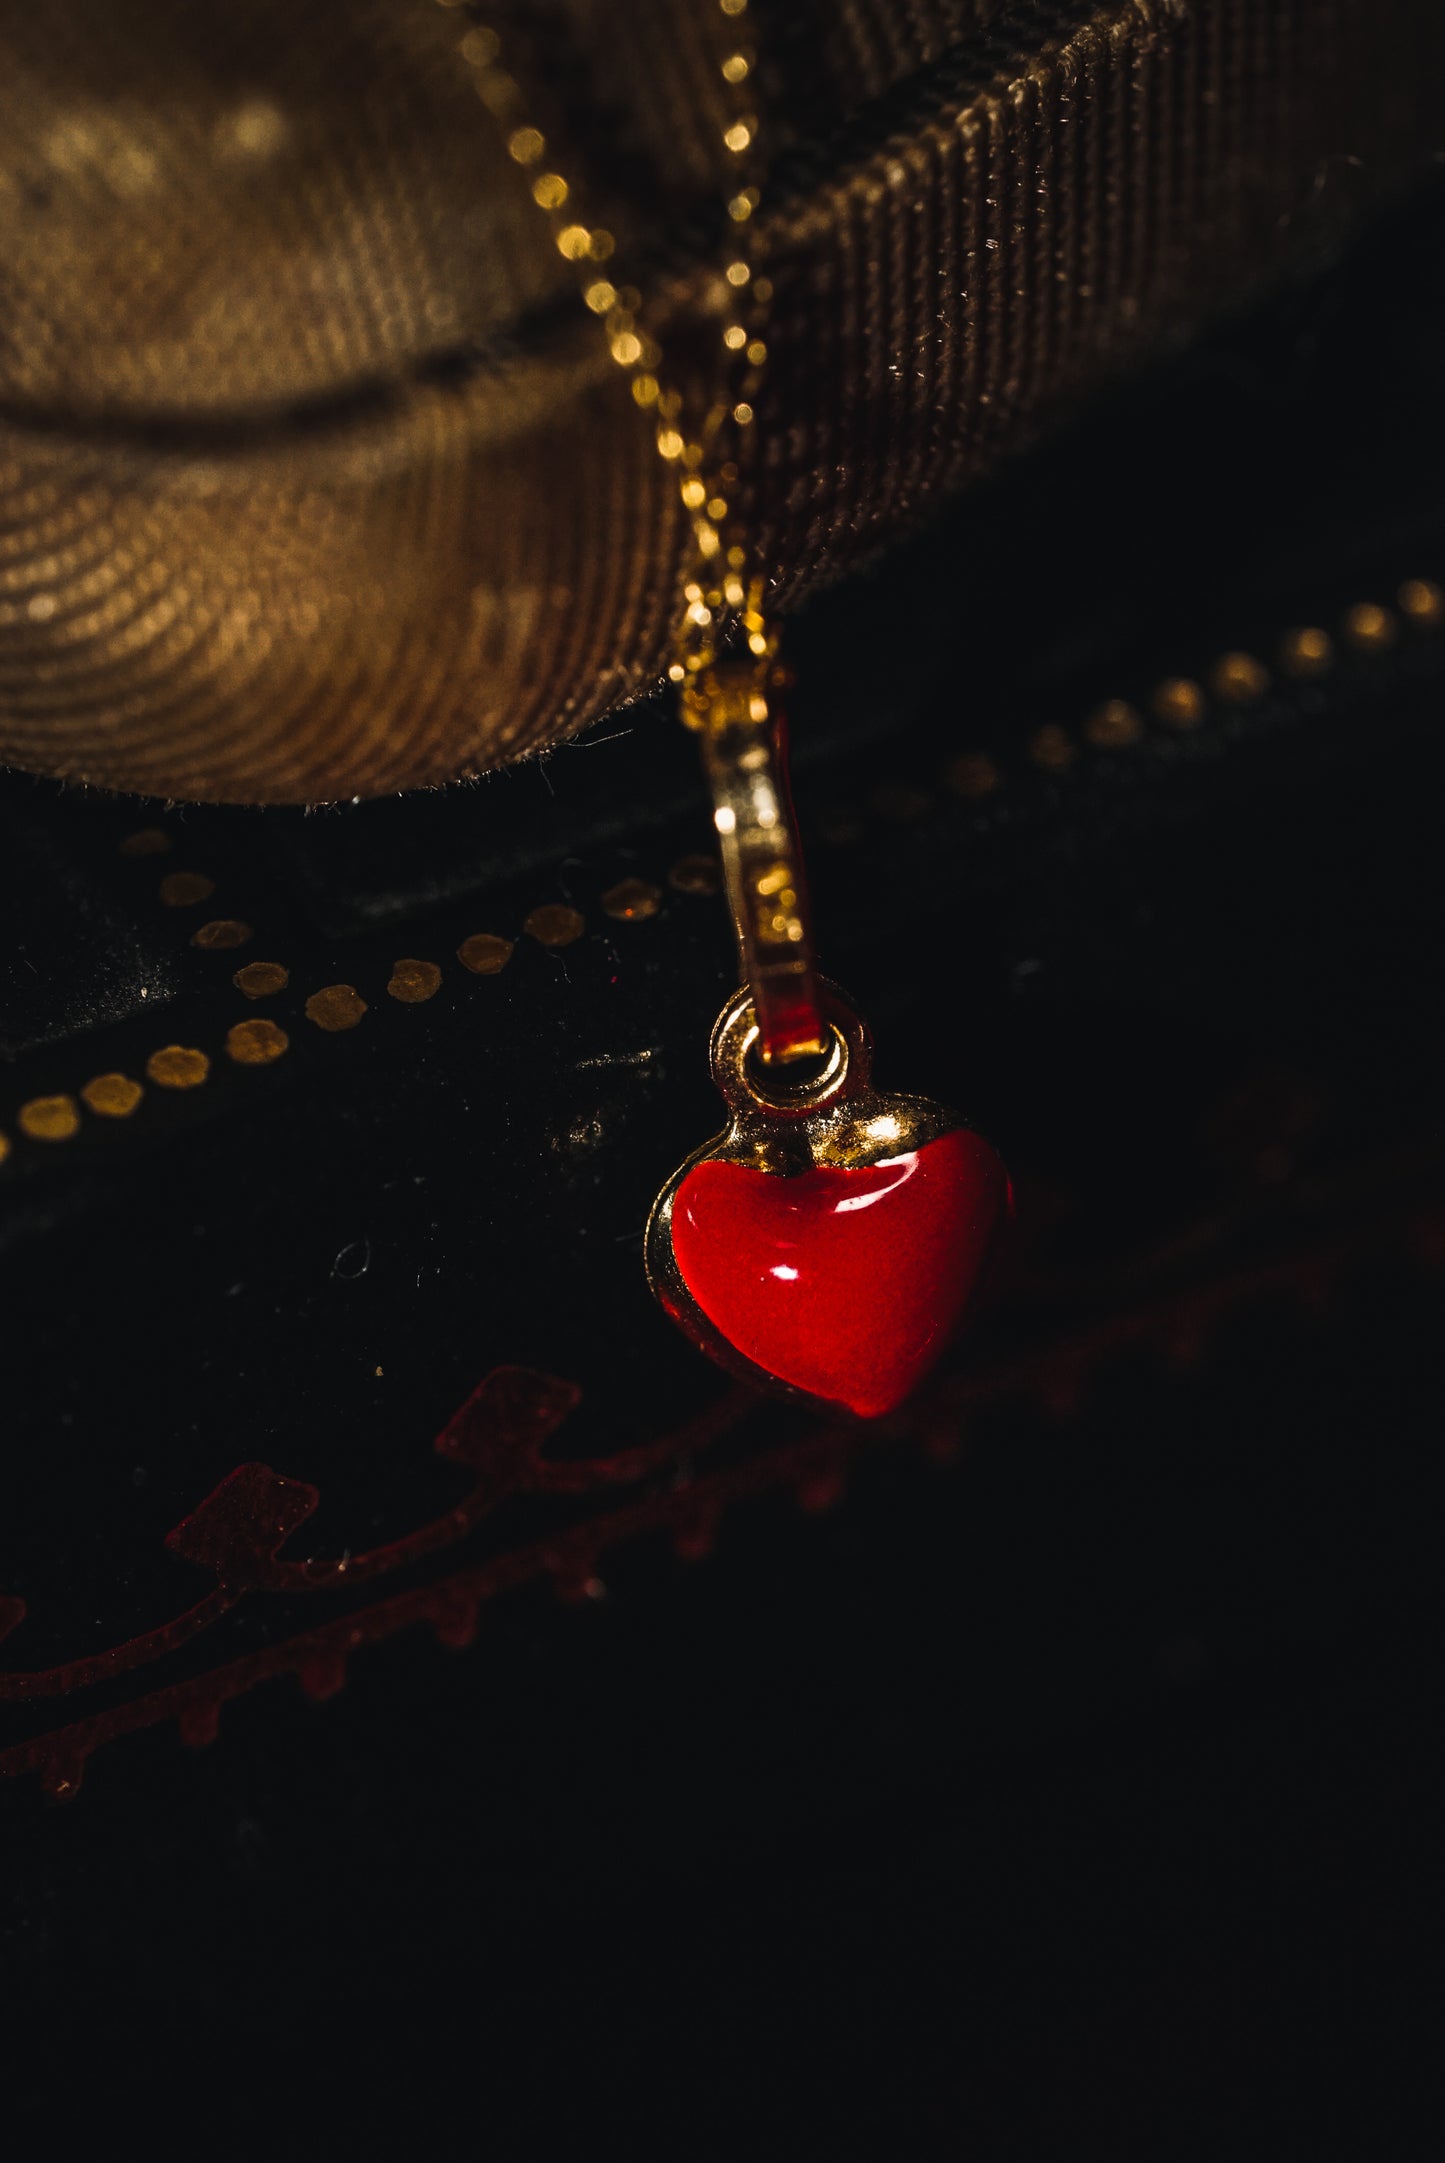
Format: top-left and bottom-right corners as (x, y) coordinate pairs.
(672, 1129), (1010, 1413)
(0, 1368), (744, 1708)
(2, 1192), (1441, 1800)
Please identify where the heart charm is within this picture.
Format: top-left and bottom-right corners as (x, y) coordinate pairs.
(647, 986), (1010, 1416)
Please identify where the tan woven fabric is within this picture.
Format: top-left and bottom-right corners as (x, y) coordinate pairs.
(0, 0), (1439, 801)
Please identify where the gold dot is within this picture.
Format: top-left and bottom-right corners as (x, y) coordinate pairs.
(1152, 678), (1206, 730)
(190, 918), (253, 951)
(601, 878), (662, 921)
(1398, 578), (1444, 627)
(457, 932), (514, 976)
(524, 904), (585, 948)
(0, 1131), (10, 1167)
(118, 827), (170, 858)
(1208, 652), (1270, 705)
(387, 958), (443, 1003)
(226, 1018), (289, 1065)
(531, 172), (568, 211)
(457, 25), (498, 66)
(610, 331), (642, 366)
(473, 68), (518, 120)
(1278, 626), (1333, 677)
(81, 1072), (143, 1118)
(233, 960), (289, 999)
(732, 402), (754, 426)
(669, 854), (721, 895)
(216, 97), (287, 160)
(1029, 724), (1075, 772)
(159, 871), (216, 907)
(723, 121), (753, 153)
(1084, 699), (1144, 749)
(721, 51), (750, 84)
(946, 751), (1000, 799)
(19, 1094), (80, 1142)
(762, 907), (804, 943)
(305, 985), (367, 1033)
(507, 126), (544, 165)
(146, 1045), (211, 1089)
(557, 223), (591, 260)
(1342, 602), (1396, 652)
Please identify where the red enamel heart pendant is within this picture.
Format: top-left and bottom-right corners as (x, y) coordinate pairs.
(462, 42), (1012, 1423)
(647, 985), (1011, 1417)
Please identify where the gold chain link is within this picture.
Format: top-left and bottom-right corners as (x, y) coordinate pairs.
(445, 0), (822, 1059)
(446, 0), (774, 687)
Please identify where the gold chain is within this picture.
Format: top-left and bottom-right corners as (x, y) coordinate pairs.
(446, 0), (824, 1060)
(447, 0), (774, 684)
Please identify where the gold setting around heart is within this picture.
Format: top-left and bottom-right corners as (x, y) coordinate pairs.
(644, 983), (973, 1403)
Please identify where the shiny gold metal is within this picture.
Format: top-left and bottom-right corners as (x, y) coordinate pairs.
(465, 0), (771, 692)
(469, 0), (815, 1054)
(683, 659), (824, 1062)
(644, 983), (967, 1397)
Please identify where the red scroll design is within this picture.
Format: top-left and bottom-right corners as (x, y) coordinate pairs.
(0, 1367), (750, 1710)
(2, 1172), (1439, 1797)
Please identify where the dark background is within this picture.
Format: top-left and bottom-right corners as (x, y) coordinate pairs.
(2, 181), (1444, 2156)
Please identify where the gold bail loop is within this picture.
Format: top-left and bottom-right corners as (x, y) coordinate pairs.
(682, 657), (826, 1064)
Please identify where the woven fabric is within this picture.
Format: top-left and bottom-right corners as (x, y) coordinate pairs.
(0, 0), (1440, 800)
